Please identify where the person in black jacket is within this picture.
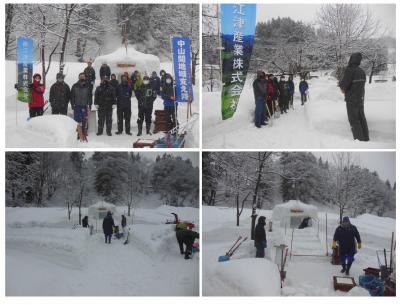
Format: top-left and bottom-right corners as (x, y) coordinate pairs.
(115, 74), (133, 135)
(176, 229), (199, 259)
(99, 63), (111, 80)
(339, 52), (369, 141)
(253, 71), (268, 128)
(82, 216), (89, 228)
(94, 76), (116, 136)
(150, 71), (161, 96)
(254, 216), (267, 258)
(49, 73), (70, 115)
(137, 76), (157, 135)
(110, 73), (119, 89)
(332, 216), (362, 275)
(121, 215), (127, 234)
(83, 60), (96, 104)
(102, 211), (115, 244)
(278, 75), (290, 114)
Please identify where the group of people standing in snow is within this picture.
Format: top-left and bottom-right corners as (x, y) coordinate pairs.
(252, 52), (369, 142)
(15, 59), (179, 138)
(82, 212), (127, 244)
(254, 214), (362, 276)
(252, 71), (309, 128)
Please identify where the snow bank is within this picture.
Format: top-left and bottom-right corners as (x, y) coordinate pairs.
(215, 258), (281, 296)
(94, 46), (160, 78)
(347, 286), (370, 296)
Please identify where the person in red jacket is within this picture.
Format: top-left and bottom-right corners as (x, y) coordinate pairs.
(265, 74), (275, 119)
(29, 73), (46, 118)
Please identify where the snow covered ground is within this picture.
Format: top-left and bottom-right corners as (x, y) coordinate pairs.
(5, 60), (199, 148)
(202, 73), (396, 149)
(6, 205), (199, 296)
(202, 205), (395, 296)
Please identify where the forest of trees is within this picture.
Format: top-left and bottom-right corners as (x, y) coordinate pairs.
(203, 152), (395, 219)
(5, 3), (199, 84)
(202, 4), (394, 89)
(6, 152), (199, 211)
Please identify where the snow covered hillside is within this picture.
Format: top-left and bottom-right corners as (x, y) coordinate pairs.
(202, 205), (395, 296)
(5, 60), (199, 148)
(6, 205), (199, 296)
(203, 73), (395, 149)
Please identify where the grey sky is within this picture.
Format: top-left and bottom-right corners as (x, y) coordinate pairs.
(314, 152), (396, 185)
(256, 4), (396, 38)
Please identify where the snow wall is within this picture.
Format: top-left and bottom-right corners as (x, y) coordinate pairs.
(88, 202), (117, 220)
(272, 200), (318, 229)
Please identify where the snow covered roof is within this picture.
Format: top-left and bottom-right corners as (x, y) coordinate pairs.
(272, 200), (318, 221)
(93, 46), (160, 77)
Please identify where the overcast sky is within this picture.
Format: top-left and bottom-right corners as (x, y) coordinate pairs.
(256, 4), (396, 38)
(313, 152), (396, 185)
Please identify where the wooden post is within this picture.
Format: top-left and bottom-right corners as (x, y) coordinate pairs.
(325, 213), (328, 256)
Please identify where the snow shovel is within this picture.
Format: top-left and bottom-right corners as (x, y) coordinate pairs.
(123, 228), (130, 245)
(218, 236), (248, 262)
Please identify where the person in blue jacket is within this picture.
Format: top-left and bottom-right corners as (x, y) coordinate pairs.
(254, 216), (267, 258)
(115, 74), (133, 135)
(299, 78), (309, 105)
(332, 216), (362, 275)
(161, 73), (178, 132)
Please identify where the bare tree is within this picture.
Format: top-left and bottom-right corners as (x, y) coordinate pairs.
(316, 4), (380, 78)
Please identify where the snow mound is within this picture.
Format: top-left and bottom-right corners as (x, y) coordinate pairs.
(94, 46), (160, 77)
(24, 115), (78, 147)
(347, 286), (370, 296)
(215, 258), (281, 296)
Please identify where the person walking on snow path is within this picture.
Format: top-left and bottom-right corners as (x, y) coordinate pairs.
(94, 75), (116, 136)
(49, 73), (70, 115)
(254, 216), (267, 258)
(176, 229), (199, 260)
(299, 78), (309, 106)
(253, 70), (268, 128)
(71, 73), (91, 138)
(115, 74), (133, 135)
(103, 211), (115, 244)
(339, 52), (369, 142)
(332, 216), (362, 276)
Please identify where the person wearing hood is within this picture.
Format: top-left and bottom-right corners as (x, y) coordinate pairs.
(99, 62), (111, 80)
(299, 77), (309, 106)
(115, 74), (133, 135)
(49, 73), (71, 115)
(253, 70), (268, 128)
(332, 216), (362, 275)
(339, 52), (369, 141)
(137, 75), (157, 136)
(71, 73), (92, 138)
(102, 211), (115, 244)
(176, 229), (199, 259)
(94, 75), (116, 136)
(254, 216), (267, 258)
(161, 74), (178, 132)
(159, 69), (167, 90)
(150, 71), (161, 96)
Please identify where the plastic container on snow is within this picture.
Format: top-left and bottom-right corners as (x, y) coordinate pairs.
(359, 275), (384, 296)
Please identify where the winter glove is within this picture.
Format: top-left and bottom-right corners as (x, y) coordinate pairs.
(358, 243), (362, 249)
(332, 240), (337, 249)
(261, 240), (267, 249)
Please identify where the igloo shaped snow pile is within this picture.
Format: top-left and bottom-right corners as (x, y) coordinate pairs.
(272, 200), (318, 229)
(93, 46), (161, 79)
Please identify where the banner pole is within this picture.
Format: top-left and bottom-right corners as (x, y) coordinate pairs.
(169, 35), (178, 133)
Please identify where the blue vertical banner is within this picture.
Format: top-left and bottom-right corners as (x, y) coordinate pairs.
(171, 36), (194, 103)
(220, 4), (257, 120)
(17, 37), (34, 103)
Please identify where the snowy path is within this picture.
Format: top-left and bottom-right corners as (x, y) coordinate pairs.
(203, 74), (395, 149)
(202, 206), (395, 296)
(6, 206), (199, 296)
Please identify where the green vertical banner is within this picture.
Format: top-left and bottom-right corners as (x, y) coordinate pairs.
(17, 37), (33, 103)
(221, 3), (257, 120)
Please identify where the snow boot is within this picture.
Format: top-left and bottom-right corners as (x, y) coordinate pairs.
(115, 131), (122, 135)
(340, 264), (346, 273)
(137, 124), (142, 136)
(126, 132), (132, 136)
(346, 262), (353, 275)
(107, 132), (112, 136)
(96, 131), (103, 136)
(146, 124), (152, 135)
